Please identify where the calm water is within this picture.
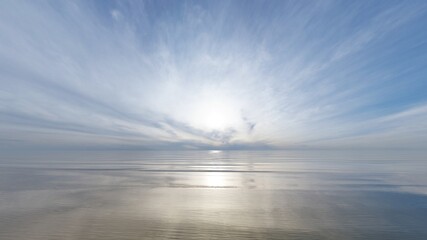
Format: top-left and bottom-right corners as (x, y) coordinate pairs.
(1, 150), (427, 239)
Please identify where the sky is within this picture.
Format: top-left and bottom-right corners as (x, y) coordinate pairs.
(0, 0), (427, 151)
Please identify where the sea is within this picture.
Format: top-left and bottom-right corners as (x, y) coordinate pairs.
(0, 150), (426, 239)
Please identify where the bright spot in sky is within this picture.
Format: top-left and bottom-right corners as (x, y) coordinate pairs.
(190, 94), (241, 131)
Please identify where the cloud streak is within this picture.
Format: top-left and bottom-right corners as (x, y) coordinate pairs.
(1, 0), (427, 150)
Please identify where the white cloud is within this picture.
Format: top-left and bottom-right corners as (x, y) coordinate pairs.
(111, 9), (122, 21)
(0, 1), (426, 150)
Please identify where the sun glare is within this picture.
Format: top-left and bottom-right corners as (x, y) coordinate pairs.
(205, 172), (227, 187)
(191, 96), (240, 131)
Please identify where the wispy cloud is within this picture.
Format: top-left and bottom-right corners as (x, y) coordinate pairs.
(0, 0), (427, 150)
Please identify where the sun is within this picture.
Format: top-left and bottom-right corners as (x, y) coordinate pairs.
(199, 101), (230, 130)
(191, 96), (240, 131)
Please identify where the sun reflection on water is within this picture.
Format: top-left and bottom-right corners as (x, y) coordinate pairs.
(205, 172), (227, 187)
(209, 150), (222, 154)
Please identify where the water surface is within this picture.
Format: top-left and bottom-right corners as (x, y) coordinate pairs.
(1, 150), (427, 239)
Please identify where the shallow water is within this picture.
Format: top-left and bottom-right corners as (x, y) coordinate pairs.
(0, 150), (427, 239)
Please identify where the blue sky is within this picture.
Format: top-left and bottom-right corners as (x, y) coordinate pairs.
(1, 0), (427, 150)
